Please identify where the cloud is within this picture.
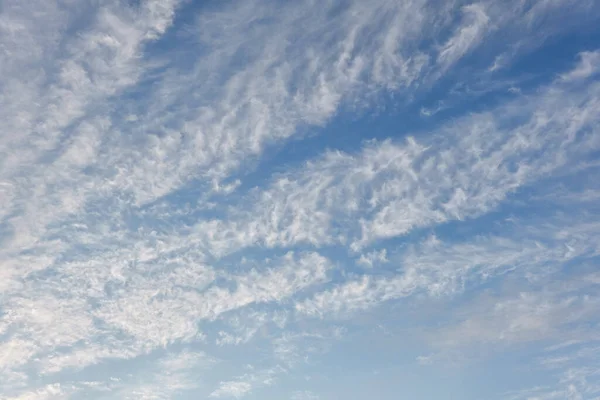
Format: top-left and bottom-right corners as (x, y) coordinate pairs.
(356, 248), (388, 268)
(431, 290), (600, 349)
(485, 0), (600, 72)
(209, 381), (253, 399)
(89, 0), (440, 204)
(216, 309), (288, 346)
(297, 212), (600, 318)
(0, 384), (68, 400)
(0, 243), (329, 392)
(113, 350), (214, 400)
(1, 0), (600, 399)
(419, 101), (447, 117)
(437, 3), (490, 70)
(291, 391), (321, 400)
(561, 50), (600, 82)
(506, 367), (600, 400)
(273, 328), (345, 367)
(91, 251), (330, 353)
(191, 71), (600, 258)
(209, 366), (283, 399)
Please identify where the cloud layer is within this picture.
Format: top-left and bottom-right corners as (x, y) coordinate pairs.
(1, 0), (600, 399)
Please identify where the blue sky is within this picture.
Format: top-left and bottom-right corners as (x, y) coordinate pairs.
(1, 0), (600, 399)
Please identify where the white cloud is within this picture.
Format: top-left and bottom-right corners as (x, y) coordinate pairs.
(432, 290), (600, 349)
(297, 213), (600, 318)
(561, 50), (600, 82)
(291, 390), (321, 400)
(485, 0), (600, 72)
(91, 0), (443, 205)
(273, 328), (345, 367)
(507, 367), (600, 400)
(216, 310), (288, 346)
(92, 251), (331, 350)
(0, 384), (71, 400)
(437, 3), (490, 70)
(101, 350), (215, 400)
(356, 248), (388, 268)
(191, 74), (600, 257)
(209, 366), (283, 399)
(209, 381), (253, 399)
(1, 0), (599, 398)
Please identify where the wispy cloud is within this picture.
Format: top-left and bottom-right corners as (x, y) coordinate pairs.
(561, 50), (600, 82)
(114, 350), (214, 400)
(437, 3), (490, 70)
(191, 72), (600, 257)
(209, 366), (283, 399)
(210, 380), (253, 399)
(1, 0), (600, 399)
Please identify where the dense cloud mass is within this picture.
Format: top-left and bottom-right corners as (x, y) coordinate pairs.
(1, 0), (600, 399)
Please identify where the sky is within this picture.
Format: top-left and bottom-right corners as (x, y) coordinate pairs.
(1, 0), (600, 399)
